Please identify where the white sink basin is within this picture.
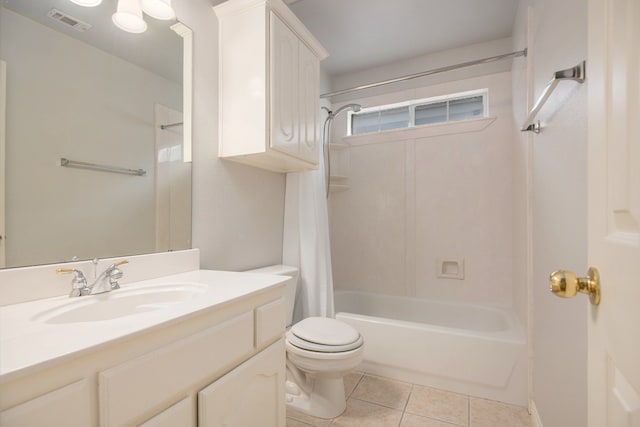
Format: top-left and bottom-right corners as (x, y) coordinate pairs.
(31, 283), (208, 324)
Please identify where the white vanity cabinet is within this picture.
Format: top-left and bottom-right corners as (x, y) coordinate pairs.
(0, 282), (286, 427)
(0, 379), (93, 427)
(214, 0), (328, 173)
(198, 339), (285, 426)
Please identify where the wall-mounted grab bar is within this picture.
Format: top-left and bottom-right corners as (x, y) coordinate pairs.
(521, 61), (586, 133)
(60, 158), (146, 176)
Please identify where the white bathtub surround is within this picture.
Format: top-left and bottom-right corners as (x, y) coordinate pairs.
(282, 153), (335, 320)
(328, 72), (514, 310)
(335, 290), (527, 406)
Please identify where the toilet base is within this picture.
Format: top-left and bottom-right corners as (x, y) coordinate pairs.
(285, 364), (347, 419)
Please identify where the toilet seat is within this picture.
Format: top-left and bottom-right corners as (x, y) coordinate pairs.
(287, 317), (363, 353)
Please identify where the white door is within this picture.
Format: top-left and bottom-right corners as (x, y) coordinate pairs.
(0, 60), (6, 267)
(587, 0), (640, 425)
(154, 104), (191, 253)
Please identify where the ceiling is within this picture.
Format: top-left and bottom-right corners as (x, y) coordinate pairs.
(2, 0), (182, 83)
(4, 0), (518, 84)
(286, 0), (519, 77)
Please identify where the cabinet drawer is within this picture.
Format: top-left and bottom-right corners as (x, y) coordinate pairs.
(255, 298), (285, 349)
(140, 396), (195, 427)
(99, 311), (254, 427)
(0, 379), (91, 427)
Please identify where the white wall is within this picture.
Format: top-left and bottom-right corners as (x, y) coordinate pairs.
(328, 71), (515, 309)
(512, 0), (589, 425)
(511, 0), (532, 400)
(1, 9), (181, 267)
(174, 0), (285, 271)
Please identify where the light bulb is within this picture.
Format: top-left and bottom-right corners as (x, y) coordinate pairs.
(69, 0), (103, 6)
(141, 0), (176, 20)
(112, 0), (147, 33)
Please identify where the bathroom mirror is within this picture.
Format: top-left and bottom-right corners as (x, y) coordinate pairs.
(0, 0), (192, 268)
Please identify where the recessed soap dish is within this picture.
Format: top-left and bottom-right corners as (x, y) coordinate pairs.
(437, 258), (465, 280)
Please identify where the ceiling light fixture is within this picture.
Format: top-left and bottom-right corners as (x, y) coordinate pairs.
(68, 0), (177, 34)
(112, 0), (148, 34)
(141, 0), (176, 20)
(69, 0), (103, 6)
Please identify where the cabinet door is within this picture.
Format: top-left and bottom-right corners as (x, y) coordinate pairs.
(198, 339), (285, 427)
(270, 12), (299, 157)
(298, 41), (320, 165)
(139, 396), (195, 427)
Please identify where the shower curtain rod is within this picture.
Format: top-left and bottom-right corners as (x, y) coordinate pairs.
(320, 49), (527, 99)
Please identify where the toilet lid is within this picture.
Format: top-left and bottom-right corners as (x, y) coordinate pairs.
(287, 331), (363, 353)
(289, 317), (362, 352)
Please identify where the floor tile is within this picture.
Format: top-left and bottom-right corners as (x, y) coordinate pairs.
(286, 407), (332, 427)
(400, 412), (461, 426)
(331, 398), (404, 427)
(351, 374), (412, 410)
(405, 385), (469, 426)
(469, 397), (531, 427)
(287, 418), (316, 427)
(344, 371), (364, 398)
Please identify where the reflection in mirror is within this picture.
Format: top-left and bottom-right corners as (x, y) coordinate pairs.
(0, 0), (192, 269)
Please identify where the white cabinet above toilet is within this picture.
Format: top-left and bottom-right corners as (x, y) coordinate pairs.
(214, 0), (328, 173)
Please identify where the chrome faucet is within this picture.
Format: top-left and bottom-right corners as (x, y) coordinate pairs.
(57, 260), (128, 297)
(56, 268), (90, 297)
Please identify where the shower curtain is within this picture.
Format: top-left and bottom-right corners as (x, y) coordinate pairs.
(282, 147), (335, 321)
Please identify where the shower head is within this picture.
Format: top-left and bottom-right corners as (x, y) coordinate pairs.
(328, 103), (362, 118)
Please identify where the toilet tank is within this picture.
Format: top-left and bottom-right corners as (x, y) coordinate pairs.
(245, 265), (298, 327)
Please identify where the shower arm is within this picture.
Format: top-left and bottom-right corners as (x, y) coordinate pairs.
(321, 103), (361, 198)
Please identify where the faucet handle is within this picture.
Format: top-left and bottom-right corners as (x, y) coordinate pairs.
(56, 268), (89, 297)
(111, 260), (129, 268)
(107, 260), (128, 290)
(56, 268), (87, 279)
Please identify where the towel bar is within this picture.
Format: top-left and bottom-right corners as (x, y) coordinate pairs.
(522, 61), (586, 133)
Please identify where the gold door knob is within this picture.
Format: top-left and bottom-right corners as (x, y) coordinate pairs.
(549, 267), (601, 305)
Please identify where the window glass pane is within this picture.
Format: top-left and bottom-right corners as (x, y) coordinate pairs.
(415, 101), (447, 126)
(448, 96), (484, 121)
(351, 111), (380, 135)
(378, 106), (409, 131)
(352, 107), (409, 134)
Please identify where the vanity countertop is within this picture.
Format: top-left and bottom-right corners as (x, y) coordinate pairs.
(0, 269), (286, 383)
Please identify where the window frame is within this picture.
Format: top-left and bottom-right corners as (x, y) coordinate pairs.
(347, 89), (489, 136)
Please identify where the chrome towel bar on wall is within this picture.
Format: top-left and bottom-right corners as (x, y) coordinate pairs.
(521, 60), (586, 133)
(59, 158), (146, 176)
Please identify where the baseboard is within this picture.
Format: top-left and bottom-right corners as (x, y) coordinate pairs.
(529, 400), (543, 427)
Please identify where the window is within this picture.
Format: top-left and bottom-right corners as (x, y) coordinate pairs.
(349, 90), (487, 136)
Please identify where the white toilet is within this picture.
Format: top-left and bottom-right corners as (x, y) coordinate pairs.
(247, 265), (364, 419)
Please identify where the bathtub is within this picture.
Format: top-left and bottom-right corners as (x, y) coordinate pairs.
(334, 290), (527, 404)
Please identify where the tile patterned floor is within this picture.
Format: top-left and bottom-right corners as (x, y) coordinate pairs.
(286, 373), (532, 427)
